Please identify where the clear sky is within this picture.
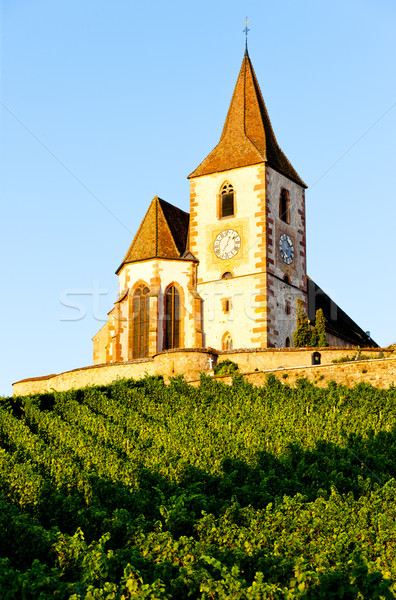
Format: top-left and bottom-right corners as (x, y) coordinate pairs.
(1, 0), (395, 396)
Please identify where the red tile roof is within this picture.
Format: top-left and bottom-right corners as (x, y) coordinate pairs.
(188, 50), (306, 188)
(116, 197), (189, 273)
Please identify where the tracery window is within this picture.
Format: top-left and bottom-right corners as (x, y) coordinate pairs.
(132, 286), (150, 359)
(221, 271), (233, 279)
(220, 182), (234, 218)
(222, 332), (233, 350)
(280, 188), (290, 223)
(165, 285), (180, 349)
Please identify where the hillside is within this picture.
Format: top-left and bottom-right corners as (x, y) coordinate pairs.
(1, 375), (396, 598)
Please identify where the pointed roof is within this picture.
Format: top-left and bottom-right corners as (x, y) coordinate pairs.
(188, 50), (306, 187)
(116, 197), (190, 273)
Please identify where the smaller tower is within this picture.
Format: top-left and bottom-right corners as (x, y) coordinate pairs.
(93, 197), (202, 364)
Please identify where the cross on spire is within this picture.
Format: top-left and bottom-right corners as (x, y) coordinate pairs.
(243, 17), (250, 49)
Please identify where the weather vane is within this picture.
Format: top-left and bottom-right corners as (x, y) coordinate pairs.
(244, 17), (250, 47)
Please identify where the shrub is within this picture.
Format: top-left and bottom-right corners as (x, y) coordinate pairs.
(214, 359), (240, 376)
(315, 308), (329, 347)
(293, 298), (311, 347)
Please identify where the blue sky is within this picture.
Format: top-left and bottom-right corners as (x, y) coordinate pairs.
(1, 0), (395, 396)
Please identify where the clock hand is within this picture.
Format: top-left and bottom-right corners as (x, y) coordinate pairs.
(223, 238), (232, 252)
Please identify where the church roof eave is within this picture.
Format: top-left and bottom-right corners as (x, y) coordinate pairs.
(188, 158), (306, 188)
(115, 254), (197, 275)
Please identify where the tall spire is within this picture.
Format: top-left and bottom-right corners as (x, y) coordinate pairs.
(188, 52), (306, 188)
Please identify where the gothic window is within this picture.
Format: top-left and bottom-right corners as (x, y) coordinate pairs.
(132, 286), (150, 359)
(165, 285), (180, 349)
(283, 274), (291, 285)
(221, 271), (233, 279)
(285, 300), (291, 315)
(280, 188), (290, 223)
(220, 182), (234, 218)
(285, 337), (291, 347)
(222, 332), (233, 350)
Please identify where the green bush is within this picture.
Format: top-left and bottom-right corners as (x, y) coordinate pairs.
(214, 359), (240, 376)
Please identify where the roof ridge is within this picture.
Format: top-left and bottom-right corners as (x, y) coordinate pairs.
(156, 198), (180, 257)
(155, 195), (159, 256)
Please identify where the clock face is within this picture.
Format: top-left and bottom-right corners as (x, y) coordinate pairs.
(213, 229), (241, 260)
(279, 233), (294, 265)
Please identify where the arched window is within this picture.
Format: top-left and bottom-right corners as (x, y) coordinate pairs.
(285, 300), (291, 315)
(132, 286), (150, 359)
(221, 271), (233, 279)
(222, 332), (233, 350)
(285, 337), (291, 348)
(220, 182), (234, 218)
(283, 274), (291, 285)
(280, 188), (290, 223)
(165, 286), (180, 349)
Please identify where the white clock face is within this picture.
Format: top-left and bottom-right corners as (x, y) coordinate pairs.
(213, 229), (241, 260)
(279, 233), (294, 264)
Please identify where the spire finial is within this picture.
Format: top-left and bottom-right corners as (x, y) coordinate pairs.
(243, 17), (250, 51)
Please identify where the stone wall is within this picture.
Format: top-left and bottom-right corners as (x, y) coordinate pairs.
(13, 349), (217, 396)
(219, 347), (387, 372)
(206, 357), (396, 390)
(13, 347), (394, 396)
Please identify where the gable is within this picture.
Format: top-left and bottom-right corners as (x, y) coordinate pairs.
(116, 197), (189, 273)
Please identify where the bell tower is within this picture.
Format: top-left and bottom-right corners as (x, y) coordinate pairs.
(188, 49), (308, 349)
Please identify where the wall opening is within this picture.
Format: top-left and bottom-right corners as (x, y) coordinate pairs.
(222, 332), (233, 350)
(132, 286), (150, 359)
(220, 182), (234, 218)
(280, 188), (290, 223)
(164, 285), (180, 350)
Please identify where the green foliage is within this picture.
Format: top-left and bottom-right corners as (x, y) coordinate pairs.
(332, 351), (382, 364)
(214, 359), (239, 376)
(293, 298), (311, 347)
(0, 377), (396, 598)
(293, 303), (329, 348)
(315, 308), (329, 347)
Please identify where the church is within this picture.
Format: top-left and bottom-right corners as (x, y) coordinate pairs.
(93, 49), (374, 365)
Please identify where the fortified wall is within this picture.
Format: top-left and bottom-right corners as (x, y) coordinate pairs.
(13, 347), (395, 396)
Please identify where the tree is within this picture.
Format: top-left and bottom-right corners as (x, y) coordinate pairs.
(315, 308), (328, 347)
(309, 324), (319, 347)
(293, 298), (311, 347)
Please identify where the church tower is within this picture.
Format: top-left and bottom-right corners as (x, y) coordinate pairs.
(188, 49), (308, 349)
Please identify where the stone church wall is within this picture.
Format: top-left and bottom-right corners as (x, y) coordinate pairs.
(265, 167), (307, 347)
(13, 347), (393, 396)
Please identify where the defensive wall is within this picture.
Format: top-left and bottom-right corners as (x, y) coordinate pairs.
(12, 347), (395, 396)
(203, 356), (396, 389)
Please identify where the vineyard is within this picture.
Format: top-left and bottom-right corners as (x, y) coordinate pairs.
(1, 374), (396, 599)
